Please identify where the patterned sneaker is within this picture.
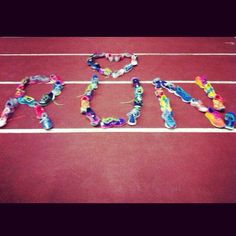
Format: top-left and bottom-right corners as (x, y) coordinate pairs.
(52, 81), (64, 96)
(17, 96), (38, 107)
(224, 112), (236, 130)
(161, 110), (176, 129)
(159, 95), (172, 112)
(34, 104), (46, 119)
(190, 98), (208, 112)
(195, 75), (208, 88)
(161, 80), (176, 93)
(80, 95), (90, 114)
(154, 88), (164, 98)
(39, 92), (55, 106)
(85, 108), (101, 127)
(127, 107), (141, 126)
(132, 77), (141, 87)
(152, 78), (162, 88)
(204, 83), (216, 99)
(100, 117), (126, 128)
(213, 94), (225, 111)
(0, 98), (19, 127)
(205, 108), (225, 128)
(39, 113), (53, 130)
(174, 86), (192, 103)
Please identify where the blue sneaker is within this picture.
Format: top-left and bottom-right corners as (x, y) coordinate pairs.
(174, 86), (192, 103)
(40, 113), (53, 130)
(132, 77), (140, 87)
(161, 81), (176, 93)
(161, 110), (176, 129)
(152, 78), (162, 88)
(100, 117), (126, 128)
(39, 92), (55, 106)
(224, 112), (236, 130)
(85, 107), (101, 127)
(91, 75), (99, 89)
(18, 96), (38, 107)
(127, 107), (141, 126)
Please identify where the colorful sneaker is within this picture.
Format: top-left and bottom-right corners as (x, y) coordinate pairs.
(174, 86), (192, 103)
(30, 75), (50, 84)
(161, 110), (176, 129)
(17, 96), (38, 107)
(80, 95), (90, 114)
(154, 88), (164, 98)
(112, 69), (125, 79)
(159, 95), (172, 112)
(124, 63), (133, 72)
(205, 108), (225, 128)
(161, 80), (176, 93)
(132, 77), (140, 87)
(213, 94), (225, 111)
(39, 113), (53, 130)
(152, 78), (162, 88)
(103, 68), (112, 76)
(224, 112), (236, 130)
(34, 104), (45, 119)
(127, 107), (141, 126)
(204, 82), (216, 99)
(39, 92), (55, 106)
(85, 108), (101, 127)
(91, 75), (99, 89)
(195, 75), (208, 88)
(190, 98), (208, 112)
(100, 117), (126, 128)
(52, 81), (64, 96)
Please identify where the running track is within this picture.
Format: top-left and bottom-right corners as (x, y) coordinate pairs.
(0, 37), (236, 203)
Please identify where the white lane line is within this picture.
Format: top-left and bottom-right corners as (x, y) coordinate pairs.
(0, 128), (235, 134)
(0, 53), (236, 56)
(0, 80), (236, 85)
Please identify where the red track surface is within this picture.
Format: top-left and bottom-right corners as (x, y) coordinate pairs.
(0, 37), (236, 203)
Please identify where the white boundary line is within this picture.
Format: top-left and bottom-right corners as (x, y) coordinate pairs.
(0, 80), (236, 85)
(0, 53), (236, 56)
(0, 128), (235, 134)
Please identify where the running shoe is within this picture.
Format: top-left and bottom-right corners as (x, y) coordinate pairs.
(195, 75), (208, 88)
(39, 92), (55, 106)
(85, 108), (101, 127)
(127, 107), (141, 126)
(212, 94), (225, 111)
(174, 86), (192, 103)
(154, 88), (164, 98)
(224, 112), (236, 130)
(17, 96), (38, 107)
(124, 63), (133, 72)
(29, 75), (50, 84)
(0, 98), (18, 127)
(159, 95), (172, 112)
(190, 98), (208, 112)
(103, 68), (112, 76)
(39, 113), (53, 130)
(52, 81), (64, 96)
(152, 78), (162, 88)
(161, 80), (176, 93)
(112, 69), (125, 79)
(34, 104), (45, 119)
(132, 77), (140, 87)
(80, 95), (90, 114)
(91, 75), (99, 89)
(161, 110), (176, 129)
(204, 83), (216, 99)
(100, 117), (126, 128)
(204, 108), (225, 128)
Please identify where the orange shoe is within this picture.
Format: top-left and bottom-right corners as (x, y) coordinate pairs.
(80, 95), (90, 114)
(213, 94), (225, 111)
(195, 75), (207, 88)
(205, 108), (225, 128)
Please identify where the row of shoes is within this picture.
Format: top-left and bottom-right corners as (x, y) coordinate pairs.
(127, 78), (144, 126)
(154, 87), (177, 129)
(152, 76), (236, 130)
(80, 75), (126, 128)
(87, 53), (138, 79)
